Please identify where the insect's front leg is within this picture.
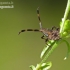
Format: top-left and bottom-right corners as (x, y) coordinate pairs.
(51, 26), (57, 30)
(41, 35), (49, 45)
(51, 26), (60, 31)
(41, 35), (47, 42)
(56, 28), (60, 31)
(41, 35), (45, 39)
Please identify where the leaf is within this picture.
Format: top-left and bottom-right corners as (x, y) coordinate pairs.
(40, 45), (50, 59)
(29, 65), (36, 70)
(40, 62), (52, 70)
(60, 20), (70, 37)
(62, 19), (70, 32)
(61, 39), (70, 60)
(40, 40), (55, 59)
(40, 40), (60, 64)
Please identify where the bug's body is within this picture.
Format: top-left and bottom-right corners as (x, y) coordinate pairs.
(18, 7), (60, 42)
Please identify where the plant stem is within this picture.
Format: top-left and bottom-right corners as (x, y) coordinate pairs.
(60, 0), (70, 34)
(40, 41), (58, 64)
(36, 0), (70, 68)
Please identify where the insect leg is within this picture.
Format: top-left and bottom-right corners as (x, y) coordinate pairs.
(41, 35), (49, 45)
(41, 35), (51, 47)
(56, 28), (60, 31)
(41, 35), (45, 39)
(41, 35), (48, 42)
(51, 26), (60, 31)
(45, 38), (51, 47)
(45, 38), (48, 42)
(51, 26), (57, 30)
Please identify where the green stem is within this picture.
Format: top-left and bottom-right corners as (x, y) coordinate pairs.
(40, 41), (58, 64)
(60, 0), (70, 34)
(36, 0), (70, 69)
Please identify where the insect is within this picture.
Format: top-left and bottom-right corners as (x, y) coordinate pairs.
(18, 7), (60, 42)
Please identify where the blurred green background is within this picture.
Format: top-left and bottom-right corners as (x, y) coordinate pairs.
(0, 0), (70, 70)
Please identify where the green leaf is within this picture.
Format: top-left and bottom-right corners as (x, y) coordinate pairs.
(61, 39), (70, 60)
(40, 40), (60, 64)
(40, 40), (55, 59)
(62, 20), (70, 32)
(40, 45), (50, 59)
(30, 65), (36, 70)
(60, 20), (70, 37)
(35, 62), (52, 70)
(40, 62), (52, 70)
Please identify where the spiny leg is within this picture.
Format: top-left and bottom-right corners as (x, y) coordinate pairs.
(18, 29), (39, 35)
